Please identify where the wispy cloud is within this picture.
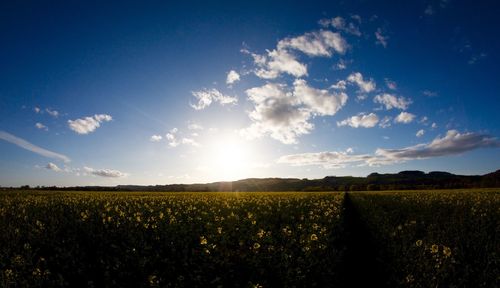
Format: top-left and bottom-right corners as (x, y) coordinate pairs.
(35, 122), (48, 131)
(278, 130), (500, 168)
(318, 16), (362, 36)
(46, 108), (59, 117)
(375, 28), (388, 48)
(416, 129), (425, 137)
(0, 131), (70, 162)
(68, 114), (112, 134)
(374, 93), (411, 110)
(190, 88), (237, 110)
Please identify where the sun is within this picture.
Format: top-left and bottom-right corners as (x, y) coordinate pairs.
(201, 133), (254, 181)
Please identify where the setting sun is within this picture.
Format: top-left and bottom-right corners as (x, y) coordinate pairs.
(201, 134), (254, 181)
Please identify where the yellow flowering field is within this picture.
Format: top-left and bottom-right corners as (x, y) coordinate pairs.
(0, 191), (346, 287)
(349, 189), (499, 288)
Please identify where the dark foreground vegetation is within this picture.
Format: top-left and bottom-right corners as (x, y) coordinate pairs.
(0, 189), (498, 287)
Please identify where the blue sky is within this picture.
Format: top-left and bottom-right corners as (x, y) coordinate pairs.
(1, 0), (499, 186)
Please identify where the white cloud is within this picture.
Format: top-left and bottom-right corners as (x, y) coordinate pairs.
(337, 113), (379, 128)
(247, 30), (348, 79)
(253, 49), (308, 79)
(468, 53), (487, 65)
(293, 79), (348, 116)
(379, 116), (392, 128)
(46, 162), (62, 172)
(278, 148), (372, 169)
(226, 70), (240, 85)
(0, 130), (70, 163)
(181, 138), (200, 146)
(347, 72), (376, 93)
(394, 112), (416, 124)
(375, 28), (388, 48)
(277, 30), (347, 56)
(334, 59), (348, 70)
(188, 123), (203, 130)
(278, 130), (500, 168)
(34, 107), (41, 113)
(420, 116), (429, 124)
(385, 78), (397, 90)
(35, 122), (48, 131)
(190, 88), (238, 110)
(68, 114), (112, 134)
(431, 122), (438, 129)
(318, 16), (362, 36)
(150, 135), (162, 142)
(416, 129), (425, 137)
(373, 93), (411, 110)
(241, 83), (312, 144)
(242, 80), (348, 144)
(83, 166), (127, 178)
(46, 108), (59, 117)
(330, 80), (347, 90)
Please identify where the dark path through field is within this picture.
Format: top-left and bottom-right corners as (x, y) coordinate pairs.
(340, 193), (387, 287)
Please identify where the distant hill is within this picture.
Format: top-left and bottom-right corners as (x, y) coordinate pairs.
(16, 169), (500, 192)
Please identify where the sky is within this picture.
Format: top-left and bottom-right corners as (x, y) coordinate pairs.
(1, 0), (499, 187)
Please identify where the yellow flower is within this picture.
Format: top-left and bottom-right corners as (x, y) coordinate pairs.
(253, 242), (261, 249)
(200, 236), (208, 245)
(310, 234), (318, 241)
(415, 240), (423, 247)
(430, 244), (439, 253)
(443, 246), (452, 258)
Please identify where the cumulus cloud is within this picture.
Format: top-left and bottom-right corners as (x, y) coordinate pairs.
(318, 16), (362, 36)
(164, 128), (199, 147)
(375, 28), (388, 48)
(242, 80), (348, 144)
(293, 79), (348, 116)
(190, 88), (238, 110)
(278, 130), (500, 168)
(34, 107), (41, 113)
(416, 129), (425, 137)
(0, 130), (70, 163)
(373, 93), (411, 110)
(431, 122), (438, 129)
(46, 108), (59, 117)
(394, 112), (416, 124)
(226, 70), (240, 85)
(46, 162), (62, 172)
(347, 72), (376, 93)
(35, 122), (48, 131)
(337, 113), (379, 128)
(68, 114), (112, 134)
(83, 166), (127, 178)
(150, 135), (162, 142)
(246, 30), (348, 79)
(330, 80), (347, 90)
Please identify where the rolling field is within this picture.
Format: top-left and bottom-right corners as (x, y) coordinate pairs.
(0, 190), (498, 287)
